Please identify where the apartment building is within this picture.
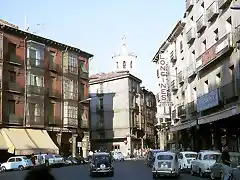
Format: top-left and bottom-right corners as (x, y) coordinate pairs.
(140, 87), (157, 149)
(152, 0), (240, 151)
(0, 21), (93, 159)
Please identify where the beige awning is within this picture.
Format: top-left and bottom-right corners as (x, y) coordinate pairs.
(26, 129), (59, 154)
(1, 128), (38, 155)
(0, 131), (8, 150)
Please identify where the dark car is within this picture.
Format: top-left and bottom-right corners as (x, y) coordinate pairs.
(89, 152), (114, 177)
(146, 150), (164, 167)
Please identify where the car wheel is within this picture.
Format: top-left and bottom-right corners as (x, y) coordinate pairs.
(18, 165), (24, 171)
(1, 166), (6, 171)
(210, 172), (215, 180)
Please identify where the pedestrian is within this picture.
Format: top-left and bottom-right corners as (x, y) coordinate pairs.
(24, 165), (55, 180)
(221, 144), (231, 180)
(30, 153), (36, 166)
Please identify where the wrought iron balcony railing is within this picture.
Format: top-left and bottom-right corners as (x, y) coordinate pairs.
(27, 58), (44, 68)
(26, 115), (45, 127)
(8, 53), (22, 65)
(3, 114), (23, 125)
(206, 1), (219, 22)
(4, 82), (24, 93)
(27, 85), (45, 95)
(63, 118), (78, 128)
(48, 116), (62, 127)
(49, 61), (61, 73)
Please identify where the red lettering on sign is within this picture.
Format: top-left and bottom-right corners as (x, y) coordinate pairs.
(202, 46), (216, 65)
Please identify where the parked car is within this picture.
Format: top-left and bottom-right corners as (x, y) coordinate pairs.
(178, 151), (197, 172)
(89, 152), (114, 177)
(152, 151), (180, 179)
(210, 152), (240, 180)
(190, 150), (221, 177)
(146, 149), (164, 167)
(1, 156), (33, 171)
(112, 152), (124, 161)
(52, 154), (64, 167)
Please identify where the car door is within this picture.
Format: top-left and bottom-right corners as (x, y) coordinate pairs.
(15, 158), (23, 168)
(6, 157), (16, 169)
(178, 153), (183, 168)
(212, 156), (222, 177)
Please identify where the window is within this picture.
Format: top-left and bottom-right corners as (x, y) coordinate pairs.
(216, 73), (221, 87)
(157, 155), (173, 160)
(192, 87), (197, 100)
(157, 69), (159, 78)
(16, 158), (22, 162)
(49, 103), (54, 122)
(113, 145), (120, 150)
(180, 41), (183, 52)
(63, 78), (78, 99)
(8, 158), (15, 162)
(178, 153), (183, 159)
(229, 65), (235, 81)
(34, 104), (41, 116)
(64, 105), (78, 118)
(204, 80), (209, 93)
(49, 51), (56, 62)
(8, 100), (15, 114)
(190, 16), (193, 21)
(130, 61), (132, 68)
(185, 154), (197, 158)
(27, 73), (44, 86)
(27, 47), (43, 66)
(116, 62), (118, 68)
(191, 50), (195, 62)
(9, 71), (16, 82)
(68, 54), (78, 74)
(123, 61), (126, 68)
(226, 17), (232, 33)
(214, 29), (219, 42)
(202, 40), (207, 53)
(203, 154), (219, 160)
(8, 43), (16, 54)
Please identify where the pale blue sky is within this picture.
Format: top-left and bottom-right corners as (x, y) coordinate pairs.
(1, 0), (184, 94)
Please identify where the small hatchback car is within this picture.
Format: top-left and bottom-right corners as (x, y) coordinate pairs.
(89, 152), (114, 177)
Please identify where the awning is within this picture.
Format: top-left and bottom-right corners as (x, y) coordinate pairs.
(198, 106), (239, 125)
(1, 128), (59, 155)
(1, 128), (37, 155)
(26, 129), (59, 154)
(170, 120), (197, 132)
(0, 131), (8, 150)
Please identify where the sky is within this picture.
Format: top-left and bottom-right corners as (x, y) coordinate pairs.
(1, 0), (184, 94)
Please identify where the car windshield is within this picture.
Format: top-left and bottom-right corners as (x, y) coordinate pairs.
(22, 157), (28, 160)
(46, 154), (54, 158)
(203, 154), (219, 160)
(185, 154), (197, 158)
(157, 155), (173, 160)
(54, 155), (61, 158)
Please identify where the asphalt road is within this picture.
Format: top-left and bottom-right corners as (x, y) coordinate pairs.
(0, 160), (205, 180)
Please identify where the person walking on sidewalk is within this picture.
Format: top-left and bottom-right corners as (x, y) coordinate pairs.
(30, 154), (36, 166)
(222, 145), (231, 180)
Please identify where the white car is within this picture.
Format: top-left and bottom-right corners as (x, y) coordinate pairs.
(1, 156), (33, 171)
(178, 151), (197, 171)
(191, 150), (221, 177)
(113, 152), (124, 161)
(152, 151), (180, 179)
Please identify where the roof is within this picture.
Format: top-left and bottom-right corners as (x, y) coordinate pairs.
(152, 20), (185, 62)
(89, 70), (142, 84)
(0, 24), (93, 59)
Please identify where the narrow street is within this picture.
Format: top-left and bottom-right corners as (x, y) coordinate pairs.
(0, 160), (204, 180)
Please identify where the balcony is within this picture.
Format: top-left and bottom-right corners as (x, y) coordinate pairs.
(178, 105), (186, 117)
(80, 120), (89, 129)
(49, 61), (61, 73)
(171, 80), (178, 91)
(206, 1), (219, 22)
(63, 118), (78, 128)
(4, 82), (24, 93)
(27, 58), (44, 69)
(80, 72), (89, 79)
(27, 85), (45, 95)
(3, 114), (23, 125)
(170, 50), (177, 63)
(218, 0), (232, 9)
(186, 28), (196, 44)
(187, 63), (197, 78)
(48, 116), (62, 127)
(198, 33), (233, 70)
(49, 88), (61, 99)
(186, 0), (194, 12)
(220, 81), (238, 104)
(188, 101), (197, 114)
(196, 14), (207, 33)
(8, 53), (22, 66)
(96, 104), (104, 114)
(96, 121), (104, 130)
(64, 66), (78, 76)
(178, 71), (184, 84)
(64, 92), (78, 101)
(26, 115), (45, 127)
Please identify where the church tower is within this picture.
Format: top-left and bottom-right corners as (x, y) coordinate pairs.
(112, 36), (137, 75)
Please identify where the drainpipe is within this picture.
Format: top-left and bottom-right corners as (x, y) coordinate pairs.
(23, 36), (28, 126)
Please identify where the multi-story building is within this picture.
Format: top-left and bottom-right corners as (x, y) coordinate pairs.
(89, 36), (156, 155)
(139, 87), (157, 149)
(0, 20), (93, 159)
(152, 0), (240, 151)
